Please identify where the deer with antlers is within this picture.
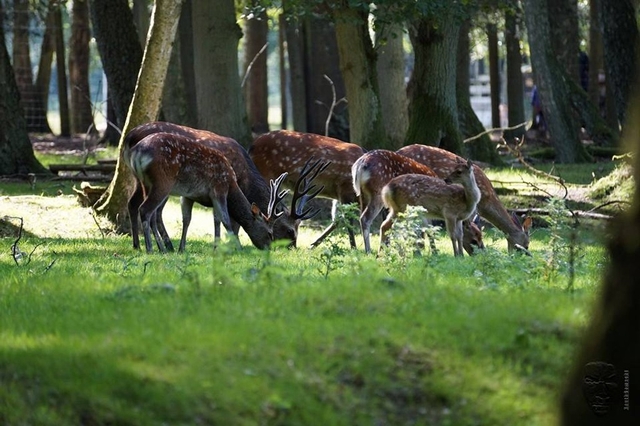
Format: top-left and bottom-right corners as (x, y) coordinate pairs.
(125, 122), (304, 250)
(249, 130), (365, 248)
(127, 132), (327, 252)
(380, 159), (481, 257)
(351, 149), (484, 255)
(397, 144), (531, 252)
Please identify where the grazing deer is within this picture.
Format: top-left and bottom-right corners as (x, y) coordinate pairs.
(124, 122), (299, 249)
(397, 144), (532, 252)
(351, 149), (483, 255)
(380, 159), (482, 257)
(250, 130), (365, 248)
(127, 132), (325, 252)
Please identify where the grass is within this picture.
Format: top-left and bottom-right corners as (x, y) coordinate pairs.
(0, 158), (616, 425)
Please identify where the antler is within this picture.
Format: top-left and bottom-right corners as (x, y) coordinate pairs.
(267, 172), (289, 219)
(291, 157), (331, 220)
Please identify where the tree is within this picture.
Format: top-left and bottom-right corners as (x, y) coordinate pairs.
(375, 18), (409, 149)
(599, 0), (639, 126)
(560, 53), (640, 425)
(69, 0), (96, 134)
(487, 22), (500, 129)
(548, 0), (580, 85)
(191, 0), (251, 146)
(53, 4), (70, 136)
(504, 4), (525, 141)
(523, 0), (591, 162)
(242, 4), (270, 134)
(0, 8), (48, 176)
(406, 10), (463, 154)
(93, 0), (183, 227)
(333, 4), (388, 149)
(89, 0), (144, 132)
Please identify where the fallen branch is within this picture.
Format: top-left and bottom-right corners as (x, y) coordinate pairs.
(509, 207), (613, 221)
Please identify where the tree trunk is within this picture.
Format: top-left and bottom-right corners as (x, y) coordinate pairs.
(54, 6), (70, 137)
(0, 22), (49, 176)
(89, 0), (144, 132)
(487, 23), (501, 130)
(599, 0), (639, 126)
(13, 0), (50, 133)
(333, 7), (388, 149)
(523, 0), (592, 163)
(282, 1), (307, 132)
(588, 0), (603, 107)
(406, 13), (463, 154)
(178, 0), (198, 128)
(560, 73), (640, 425)
(278, 14), (288, 130)
(456, 19), (503, 164)
(375, 21), (408, 150)
(504, 8), (526, 141)
(69, 0), (96, 135)
(242, 7), (269, 135)
(548, 0), (580, 84)
(94, 0), (183, 228)
(34, 8), (55, 134)
(192, 0), (251, 146)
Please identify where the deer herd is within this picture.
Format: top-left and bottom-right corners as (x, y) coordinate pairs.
(124, 121), (532, 257)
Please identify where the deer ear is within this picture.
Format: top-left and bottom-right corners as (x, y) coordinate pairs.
(251, 203), (262, 218)
(522, 216), (533, 232)
(467, 158), (473, 167)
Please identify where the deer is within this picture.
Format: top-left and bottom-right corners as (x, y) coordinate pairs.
(396, 144), (532, 253)
(351, 149), (484, 255)
(126, 132), (326, 252)
(380, 159), (482, 257)
(249, 129), (365, 248)
(124, 121), (300, 250)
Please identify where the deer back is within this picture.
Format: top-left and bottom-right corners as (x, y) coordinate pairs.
(250, 130), (364, 204)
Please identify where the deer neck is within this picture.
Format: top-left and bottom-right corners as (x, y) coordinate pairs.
(478, 193), (522, 239)
(463, 171), (481, 210)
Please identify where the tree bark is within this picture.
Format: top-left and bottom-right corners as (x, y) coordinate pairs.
(599, 0), (639, 126)
(375, 21), (408, 150)
(69, 0), (96, 135)
(406, 13), (463, 154)
(548, 0), (580, 85)
(192, 0), (251, 146)
(178, 0), (198, 128)
(54, 6), (70, 137)
(333, 6), (388, 149)
(34, 8), (55, 134)
(504, 8), (526, 141)
(242, 7), (270, 135)
(456, 18), (503, 164)
(523, 0), (592, 163)
(89, 0), (144, 132)
(487, 23), (501, 130)
(282, 0), (308, 132)
(94, 0), (183, 228)
(0, 20), (49, 176)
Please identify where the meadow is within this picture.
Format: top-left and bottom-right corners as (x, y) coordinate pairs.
(0, 155), (619, 425)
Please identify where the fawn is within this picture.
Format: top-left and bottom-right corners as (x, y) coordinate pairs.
(125, 122), (301, 249)
(380, 158), (481, 257)
(250, 129), (365, 248)
(127, 132), (325, 252)
(397, 144), (531, 252)
(351, 149), (484, 255)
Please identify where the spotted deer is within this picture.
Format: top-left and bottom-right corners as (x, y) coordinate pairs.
(397, 144), (532, 252)
(351, 149), (484, 255)
(380, 159), (481, 257)
(127, 132), (326, 252)
(249, 130), (365, 248)
(124, 122), (300, 249)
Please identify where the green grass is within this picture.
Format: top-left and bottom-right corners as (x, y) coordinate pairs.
(0, 221), (606, 425)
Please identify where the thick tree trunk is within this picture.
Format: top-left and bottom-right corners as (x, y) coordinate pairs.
(54, 6), (70, 137)
(192, 0), (251, 146)
(523, 0), (592, 163)
(0, 23), (49, 176)
(375, 22), (408, 149)
(599, 0), (639, 126)
(588, 0), (603, 107)
(333, 7), (388, 149)
(504, 9), (526, 141)
(69, 0), (96, 135)
(89, 0), (144, 131)
(178, 0), (198, 128)
(34, 9), (55, 133)
(406, 14), (463, 154)
(243, 9), (269, 135)
(456, 19), (503, 164)
(278, 14), (288, 130)
(94, 0), (183, 228)
(560, 81), (640, 425)
(548, 0), (580, 84)
(487, 23), (501, 129)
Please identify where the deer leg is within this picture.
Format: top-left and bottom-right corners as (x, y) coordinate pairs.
(127, 182), (144, 250)
(179, 197), (195, 252)
(359, 196), (384, 254)
(212, 198), (241, 249)
(378, 209), (397, 255)
(453, 220), (465, 257)
(310, 222), (337, 248)
(139, 191), (169, 253)
(154, 199), (175, 252)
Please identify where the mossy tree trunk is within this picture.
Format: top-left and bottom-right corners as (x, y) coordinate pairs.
(406, 12), (463, 155)
(504, 7), (526, 142)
